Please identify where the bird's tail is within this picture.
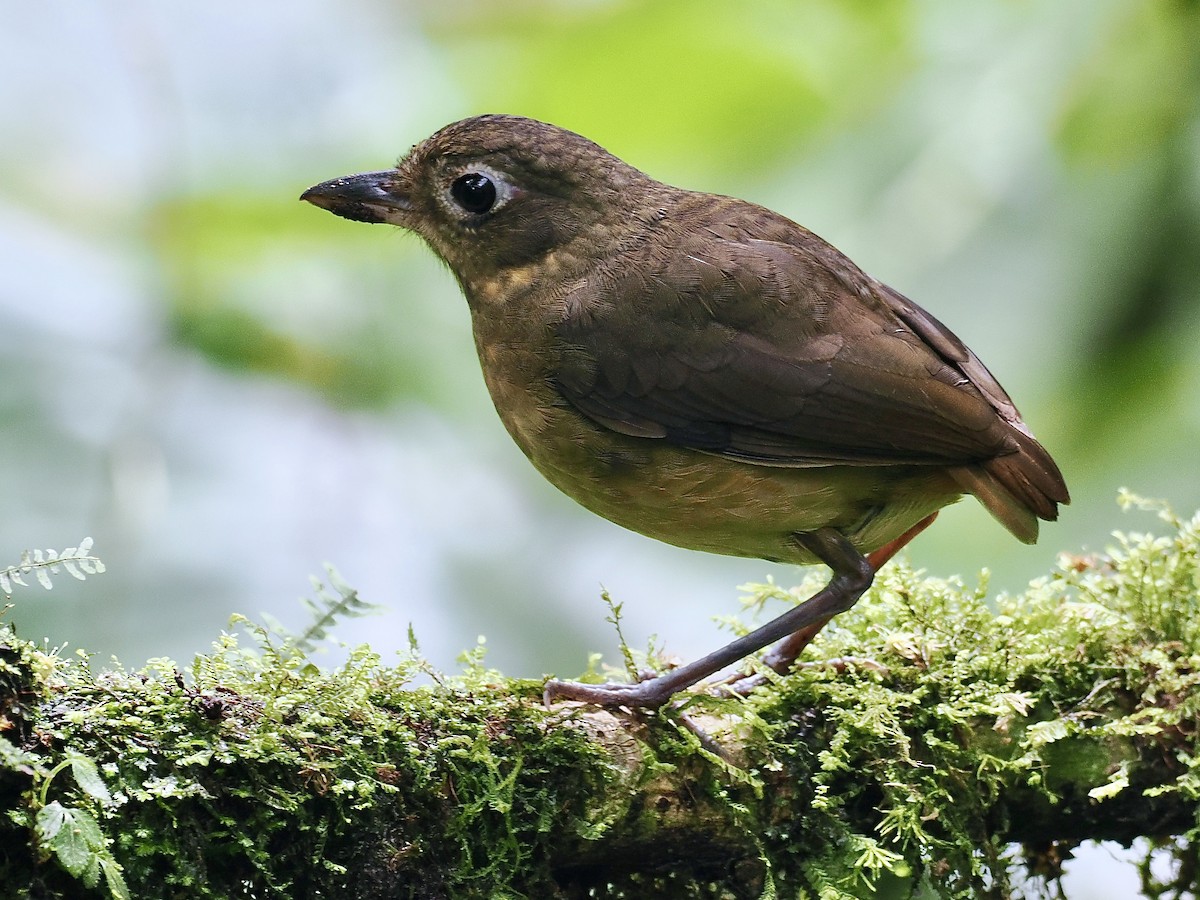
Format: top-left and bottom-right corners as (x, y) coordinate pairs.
(950, 431), (1070, 544)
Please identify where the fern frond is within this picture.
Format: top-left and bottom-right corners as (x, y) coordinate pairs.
(293, 564), (383, 655)
(0, 538), (106, 593)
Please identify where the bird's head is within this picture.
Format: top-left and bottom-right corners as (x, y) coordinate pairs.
(302, 114), (654, 287)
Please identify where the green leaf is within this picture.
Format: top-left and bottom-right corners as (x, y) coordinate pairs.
(1088, 762), (1131, 802)
(100, 857), (132, 900)
(1026, 719), (1069, 746)
(38, 803), (105, 878)
(35, 801), (67, 842)
(68, 752), (112, 804)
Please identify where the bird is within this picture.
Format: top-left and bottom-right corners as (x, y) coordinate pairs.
(301, 114), (1069, 709)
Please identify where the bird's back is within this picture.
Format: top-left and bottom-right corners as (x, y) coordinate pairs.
(554, 189), (1069, 543)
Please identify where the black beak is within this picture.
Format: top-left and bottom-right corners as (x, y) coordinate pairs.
(300, 170), (411, 224)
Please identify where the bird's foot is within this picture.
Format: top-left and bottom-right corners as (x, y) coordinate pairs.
(543, 676), (677, 710)
(717, 670), (769, 698)
(718, 655), (889, 698)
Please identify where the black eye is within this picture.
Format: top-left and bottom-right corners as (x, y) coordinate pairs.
(450, 173), (497, 214)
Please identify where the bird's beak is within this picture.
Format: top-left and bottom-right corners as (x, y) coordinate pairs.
(300, 170), (412, 225)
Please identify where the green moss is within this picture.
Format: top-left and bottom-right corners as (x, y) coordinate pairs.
(1, 626), (622, 898)
(2, 495), (1199, 898)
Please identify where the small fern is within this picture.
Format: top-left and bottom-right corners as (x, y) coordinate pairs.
(292, 564), (382, 655)
(0, 538), (106, 593)
(249, 564), (383, 659)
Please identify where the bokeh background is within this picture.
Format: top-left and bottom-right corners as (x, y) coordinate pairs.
(2, 1), (1198, 894)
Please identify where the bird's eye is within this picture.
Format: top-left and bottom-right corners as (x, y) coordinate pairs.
(450, 173), (497, 214)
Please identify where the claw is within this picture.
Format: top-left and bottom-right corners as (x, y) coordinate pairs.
(543, 677), (674, 709)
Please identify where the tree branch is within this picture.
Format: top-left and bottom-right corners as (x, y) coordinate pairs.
(2, 495), (1198, 898)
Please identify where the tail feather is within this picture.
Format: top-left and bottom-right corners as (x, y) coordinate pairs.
(951, 432), (1070, 545)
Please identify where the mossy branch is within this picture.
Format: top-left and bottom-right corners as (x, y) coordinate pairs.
(1, 495), (1198, 899)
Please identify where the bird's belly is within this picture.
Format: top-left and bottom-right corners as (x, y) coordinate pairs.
(509, 407), (960, 566)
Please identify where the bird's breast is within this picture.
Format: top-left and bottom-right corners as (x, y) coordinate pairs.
(463, 269), (960, 565)
(469, 317), (957, 564)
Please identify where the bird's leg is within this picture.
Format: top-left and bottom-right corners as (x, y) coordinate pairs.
(755, 512), (939, 675)
(543, 526), (886, 710)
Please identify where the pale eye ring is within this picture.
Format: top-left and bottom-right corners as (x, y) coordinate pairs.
(450, 173), (497, 214)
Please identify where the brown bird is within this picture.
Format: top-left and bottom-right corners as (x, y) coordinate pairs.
(301, 114), (1068, 709)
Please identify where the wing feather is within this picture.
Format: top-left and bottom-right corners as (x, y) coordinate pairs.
(553, 215), (1068, 536)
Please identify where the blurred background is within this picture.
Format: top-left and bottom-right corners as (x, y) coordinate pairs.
(1, 1), (1198, 894)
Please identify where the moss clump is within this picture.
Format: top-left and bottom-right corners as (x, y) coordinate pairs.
(734, 493), (1200, 898)
(1, 494), (1198, 899)
(1, 625), (630, 899)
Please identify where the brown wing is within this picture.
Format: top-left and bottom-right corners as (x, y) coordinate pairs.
(553, 224), (1068, 539)
(555, 231), (1020, 465)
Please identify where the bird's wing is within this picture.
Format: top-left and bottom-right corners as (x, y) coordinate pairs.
(553, 230), (1022, 469)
